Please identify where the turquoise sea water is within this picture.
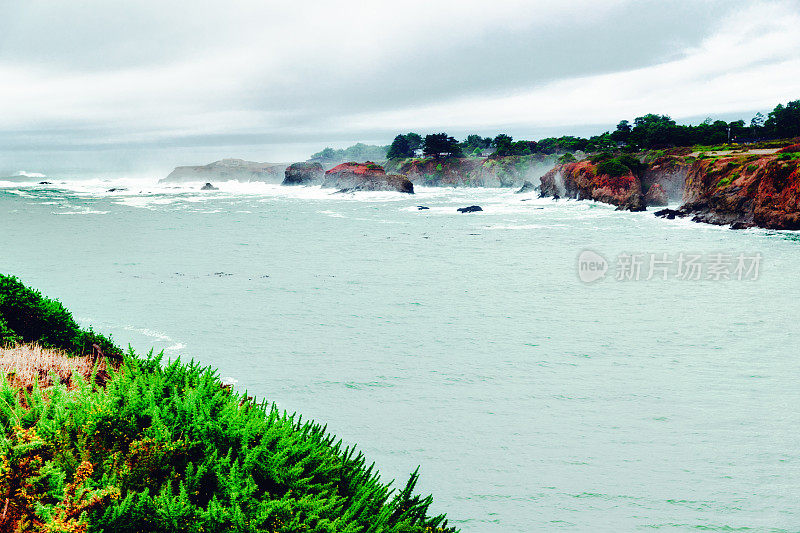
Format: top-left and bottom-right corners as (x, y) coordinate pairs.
(1, 177), (799, 532)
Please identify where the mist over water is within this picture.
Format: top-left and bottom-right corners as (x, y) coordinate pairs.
(2, 179), (799, 532)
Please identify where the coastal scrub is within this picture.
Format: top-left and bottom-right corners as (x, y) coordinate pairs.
(0, 275), (456, 532)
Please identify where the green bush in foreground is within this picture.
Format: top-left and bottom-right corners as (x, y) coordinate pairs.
(0, 352), (456, 532)
(0, 274), (120, 358)
(0, 275), (456, 532)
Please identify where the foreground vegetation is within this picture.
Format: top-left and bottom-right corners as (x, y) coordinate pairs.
(0, 274), (456, 532)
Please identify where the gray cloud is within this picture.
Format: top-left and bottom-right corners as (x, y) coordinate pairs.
(0, 0), (797, 175)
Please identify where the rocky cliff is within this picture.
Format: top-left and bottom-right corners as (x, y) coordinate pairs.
(678, 150), (800, 229)
(540, 160), (645, 211)
(538, 147), (800, 228)
(384, 155), (555, 188)
(160, 159), (285, 183)
(322, 162), (414, 193)
(283, 162), (325, 185)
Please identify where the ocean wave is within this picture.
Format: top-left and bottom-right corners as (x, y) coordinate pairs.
(16, 170), (47, 178)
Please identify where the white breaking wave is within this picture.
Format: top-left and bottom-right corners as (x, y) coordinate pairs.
(16, 170), (47, 178)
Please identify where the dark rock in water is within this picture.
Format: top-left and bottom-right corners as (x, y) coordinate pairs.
(38, 181), (52, 185)
(515, 181), (536, 194)
(107, 187), (127, 192)
(283, 162), (324, 185)
(417, 206), (429, 210)
(730, 221), (753, 230)
(552, 194), (560, 201)
(457, 205), (483, 213)
(654, 208), (687, 220)
(616, 193), (646, 212)
(201, 183), (219, 191)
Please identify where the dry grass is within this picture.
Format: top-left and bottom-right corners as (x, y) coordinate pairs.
(0, 344), (111, 391)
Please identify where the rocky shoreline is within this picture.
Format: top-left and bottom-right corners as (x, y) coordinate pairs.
(160, 143), (800, 230)
(538, 146), (800, 229)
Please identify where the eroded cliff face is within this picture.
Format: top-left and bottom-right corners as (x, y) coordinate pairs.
(384, 155), (555, 188)
(322, 162), (414, 193)
(680, 153), (800, 229)
(540, 161), (645, 211)
(160, 159), (285, 183)
(641, 154), (693, 201)
(538, 148), (800, 228)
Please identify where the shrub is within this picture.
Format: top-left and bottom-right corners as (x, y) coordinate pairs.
(558, 153), (577, 164)
(0, 316), (21, 346)
(596, 159), (631, 178)
(0, 352), (457, 532)
(0, 277), (458, 532)
(717, 175), (734, 188)
(615, 154), (645, 175)
(589, 152), (613, 164)
(777, 143), (800, 153)
(0, 274), (120, 358)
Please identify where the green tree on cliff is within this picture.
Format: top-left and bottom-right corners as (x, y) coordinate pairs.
(629, 114), (677, 148)
(387, 135), (415, 158)
(765, 100), (800, 138)
(404, 132), (424, 152)
(610, 120), (632, 144)
(492, 134), (513, 155)
(423, 133), (463, 159)
(462, 134), (493, 155)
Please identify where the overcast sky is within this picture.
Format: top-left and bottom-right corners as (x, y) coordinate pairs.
(1, 0), (799, 173)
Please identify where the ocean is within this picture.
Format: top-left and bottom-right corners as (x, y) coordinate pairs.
(1, 176), (798, 532)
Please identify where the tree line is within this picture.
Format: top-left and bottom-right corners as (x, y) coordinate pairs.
(384, 98), (800, 160)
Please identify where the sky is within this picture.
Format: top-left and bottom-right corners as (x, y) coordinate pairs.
(1, 0), (799, 175)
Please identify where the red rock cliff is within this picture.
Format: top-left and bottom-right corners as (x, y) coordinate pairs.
(680, 152), (800, 229)
(540, 160), (645, 211)
(322, 162), (414, 193)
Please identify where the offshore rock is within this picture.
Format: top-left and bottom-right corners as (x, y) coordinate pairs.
(515, 181), (536, 194)
(283, 162), (324, 185)
(322, 162), (414, 193)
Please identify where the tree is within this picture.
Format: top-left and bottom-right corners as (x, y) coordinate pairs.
(492, 134), (514, 156)
(387, 135), (414, 159)
(765, 100), (800, 138)
(629, 114), (677, 148)
(750, 112), (765, 129)
(310, 147), (339, 161)
(423, 133), (463, 159)
(610, 120), (631, 144)
(462, 134), (493, 154)
(404, 132), (423, 152)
